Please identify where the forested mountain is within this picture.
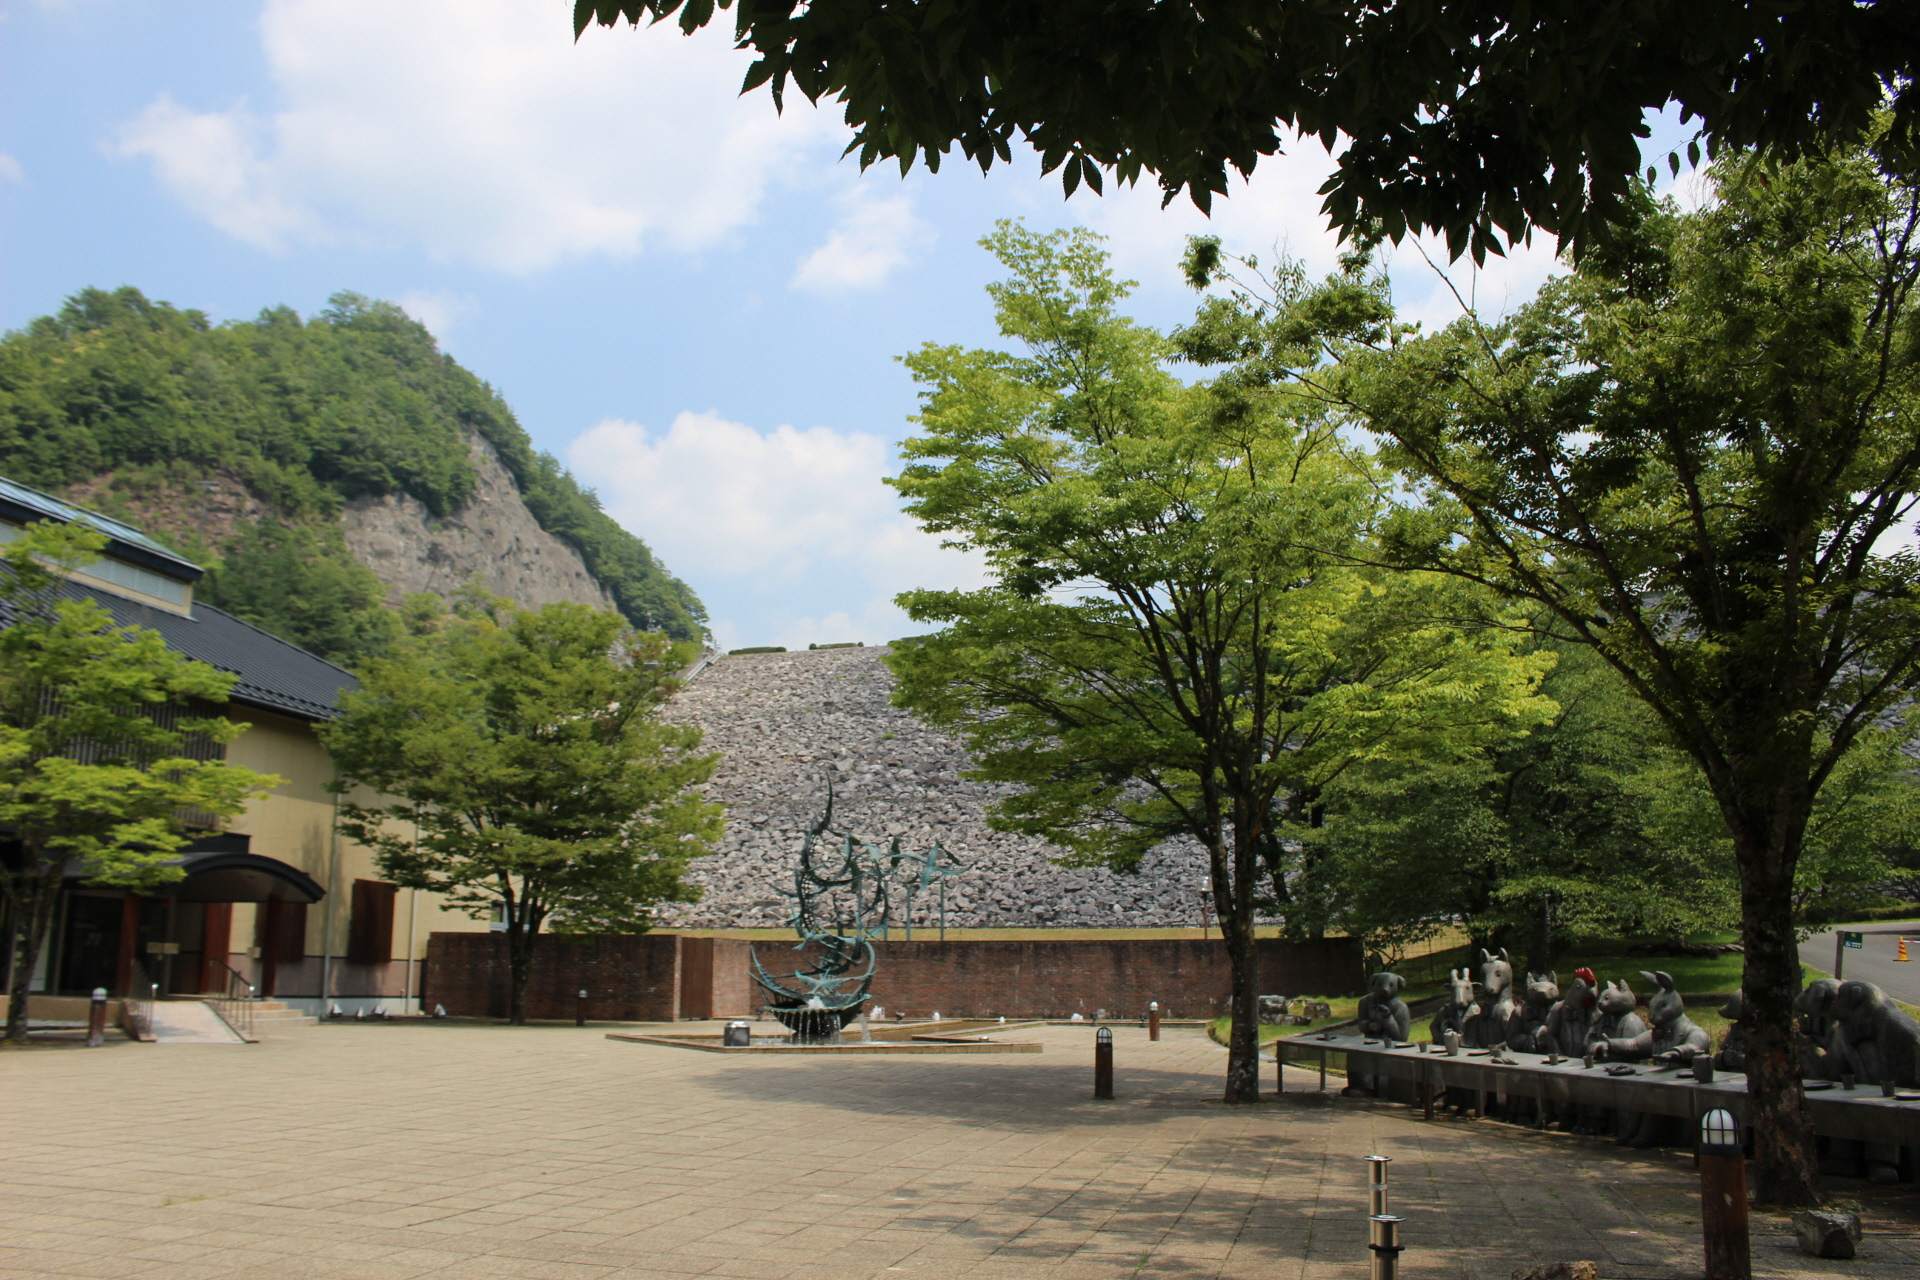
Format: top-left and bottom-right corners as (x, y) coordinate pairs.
(0, 287), (705, 664)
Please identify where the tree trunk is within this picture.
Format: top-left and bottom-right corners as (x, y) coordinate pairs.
(1528, 893), (1554, 978)
(4, 869), (58, 1044)
(1223, 900), (1262, 1103)
(505, 918), (539, 1026)
(1735, 829), (1820, 1205)
(1220, 816), (1263, 1104)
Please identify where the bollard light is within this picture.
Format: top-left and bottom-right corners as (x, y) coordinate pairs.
(1147, 1000), (1162, 1042)
(1094, 1024), (1115, 1099)
(86, 987), (108, 1048)
(1700, 1108), (1739, 1155)
(723, 1020), (751, 1048)
(1697, 1108), (1751, 1280)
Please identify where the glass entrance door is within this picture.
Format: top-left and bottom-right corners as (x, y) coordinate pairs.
(57, 894), (122, 994)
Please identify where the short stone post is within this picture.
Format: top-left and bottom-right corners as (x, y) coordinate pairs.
(85, 987), (108, 1048)
(575, 987), (588, 1027)
(1094, 1025), (1114, 1099)
(1147, 1000), (1161, 1042)
(1698, 1108), (1751, 1280)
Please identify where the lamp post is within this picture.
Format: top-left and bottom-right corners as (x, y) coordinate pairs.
(1094, 1025), (1114, 1099)
(1698, 1108), (1751, 1280)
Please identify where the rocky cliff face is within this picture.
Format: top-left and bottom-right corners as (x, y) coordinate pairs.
(658, 645), (1214, 928)
(340, 437), (618, 614)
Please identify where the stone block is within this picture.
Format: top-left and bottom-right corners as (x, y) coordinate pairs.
(1510, 1263), (1597, 1280)
(1792, 1208), (1862, 1259)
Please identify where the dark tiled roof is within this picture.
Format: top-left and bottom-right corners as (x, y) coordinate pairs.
(3, 576), (357, 722)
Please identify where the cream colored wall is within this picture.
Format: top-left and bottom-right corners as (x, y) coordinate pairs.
(223, 708), (493, 964)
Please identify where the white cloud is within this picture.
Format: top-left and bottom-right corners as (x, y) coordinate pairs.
(1066, 135), (1567, 330)
(108, 0), (837, 272)
(395, 289), (475, 342)
(1074, 140), (1349, 295)
(1387, 233), (1566, 335)
(791, 185), (931, 293)
(570, 410), (987, 647)
(108, 96), (313, 249)
(0, 153), (23, 184)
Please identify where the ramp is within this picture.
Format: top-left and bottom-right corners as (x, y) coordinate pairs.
(147, 1000), (246, 1045)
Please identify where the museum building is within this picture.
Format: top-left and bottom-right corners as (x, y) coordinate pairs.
(0, 475), (488, 1013)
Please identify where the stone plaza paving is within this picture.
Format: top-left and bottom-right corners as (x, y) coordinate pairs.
(1, 1022), (1917, 1279)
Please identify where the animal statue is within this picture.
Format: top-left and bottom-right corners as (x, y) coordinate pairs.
(1346, 971), (1411, 1099)
(1642, 970), (1712, 1062)
(1795, 978), (1842, 1080)
(1356, 970), (1412, 1042)
(1713, 992), (1749, 1072)
(1429, 967), (1478, 1044)
(1513, 971), (1558, 1052)
(1587, 973), (1703, 1148)
(1830, 980), (1920, 1088)
(1466, 948), (1518, 1048)
(1588, 979), (1648, 1056)
(1538, 966), (1596, 1057)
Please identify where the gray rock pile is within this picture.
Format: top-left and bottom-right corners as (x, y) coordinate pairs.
(656, 646), (1213, 927)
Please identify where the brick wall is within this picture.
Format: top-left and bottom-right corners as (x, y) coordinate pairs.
(427, 931), (1360, 1022)
(677, 938), (758, 1018)
(424, 932), (682, 1020)
(857, 937), (1362, 1019)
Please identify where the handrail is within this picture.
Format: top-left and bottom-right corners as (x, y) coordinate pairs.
(123, 959), (157, 1041)
(207, 958), (257, 1041)
(210, 958), (258, 998)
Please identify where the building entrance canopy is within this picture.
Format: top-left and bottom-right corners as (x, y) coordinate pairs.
(66, 833), (324, 904)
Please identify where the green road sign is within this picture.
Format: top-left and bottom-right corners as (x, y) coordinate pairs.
(1842, 930), (1865, 950)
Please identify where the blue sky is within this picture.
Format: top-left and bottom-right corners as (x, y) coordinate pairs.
(0, 1), (1701, 650)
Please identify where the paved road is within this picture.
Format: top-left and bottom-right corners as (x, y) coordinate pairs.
(1800, 918), (1920, 1001)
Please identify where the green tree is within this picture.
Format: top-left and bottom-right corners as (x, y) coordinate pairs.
(1305, 638), (1897, 968)
(887, 223), (1548, 1100)
(576, 1), (1913, 257)
(1, 523), (277, 1042)
(1249, 140), (1920, 1203)
(197, 522), (402, 669)
(321, 599), (723, 1024)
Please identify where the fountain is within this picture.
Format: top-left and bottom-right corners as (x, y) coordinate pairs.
(749, 780), (960, 1041)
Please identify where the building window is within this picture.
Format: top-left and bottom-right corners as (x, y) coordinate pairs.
(347, 880), (398, 964)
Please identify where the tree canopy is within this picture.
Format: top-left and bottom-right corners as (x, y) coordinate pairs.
(1181, 135), (1919, 1203)
(888, 222), (1548, 1100)
(322, 597), (723, 1023)
(576, 1), (1916, 259)
(1, 522), (278, 1041)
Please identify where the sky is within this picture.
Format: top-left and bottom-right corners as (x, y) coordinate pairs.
(0, 1), (1702, 650)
